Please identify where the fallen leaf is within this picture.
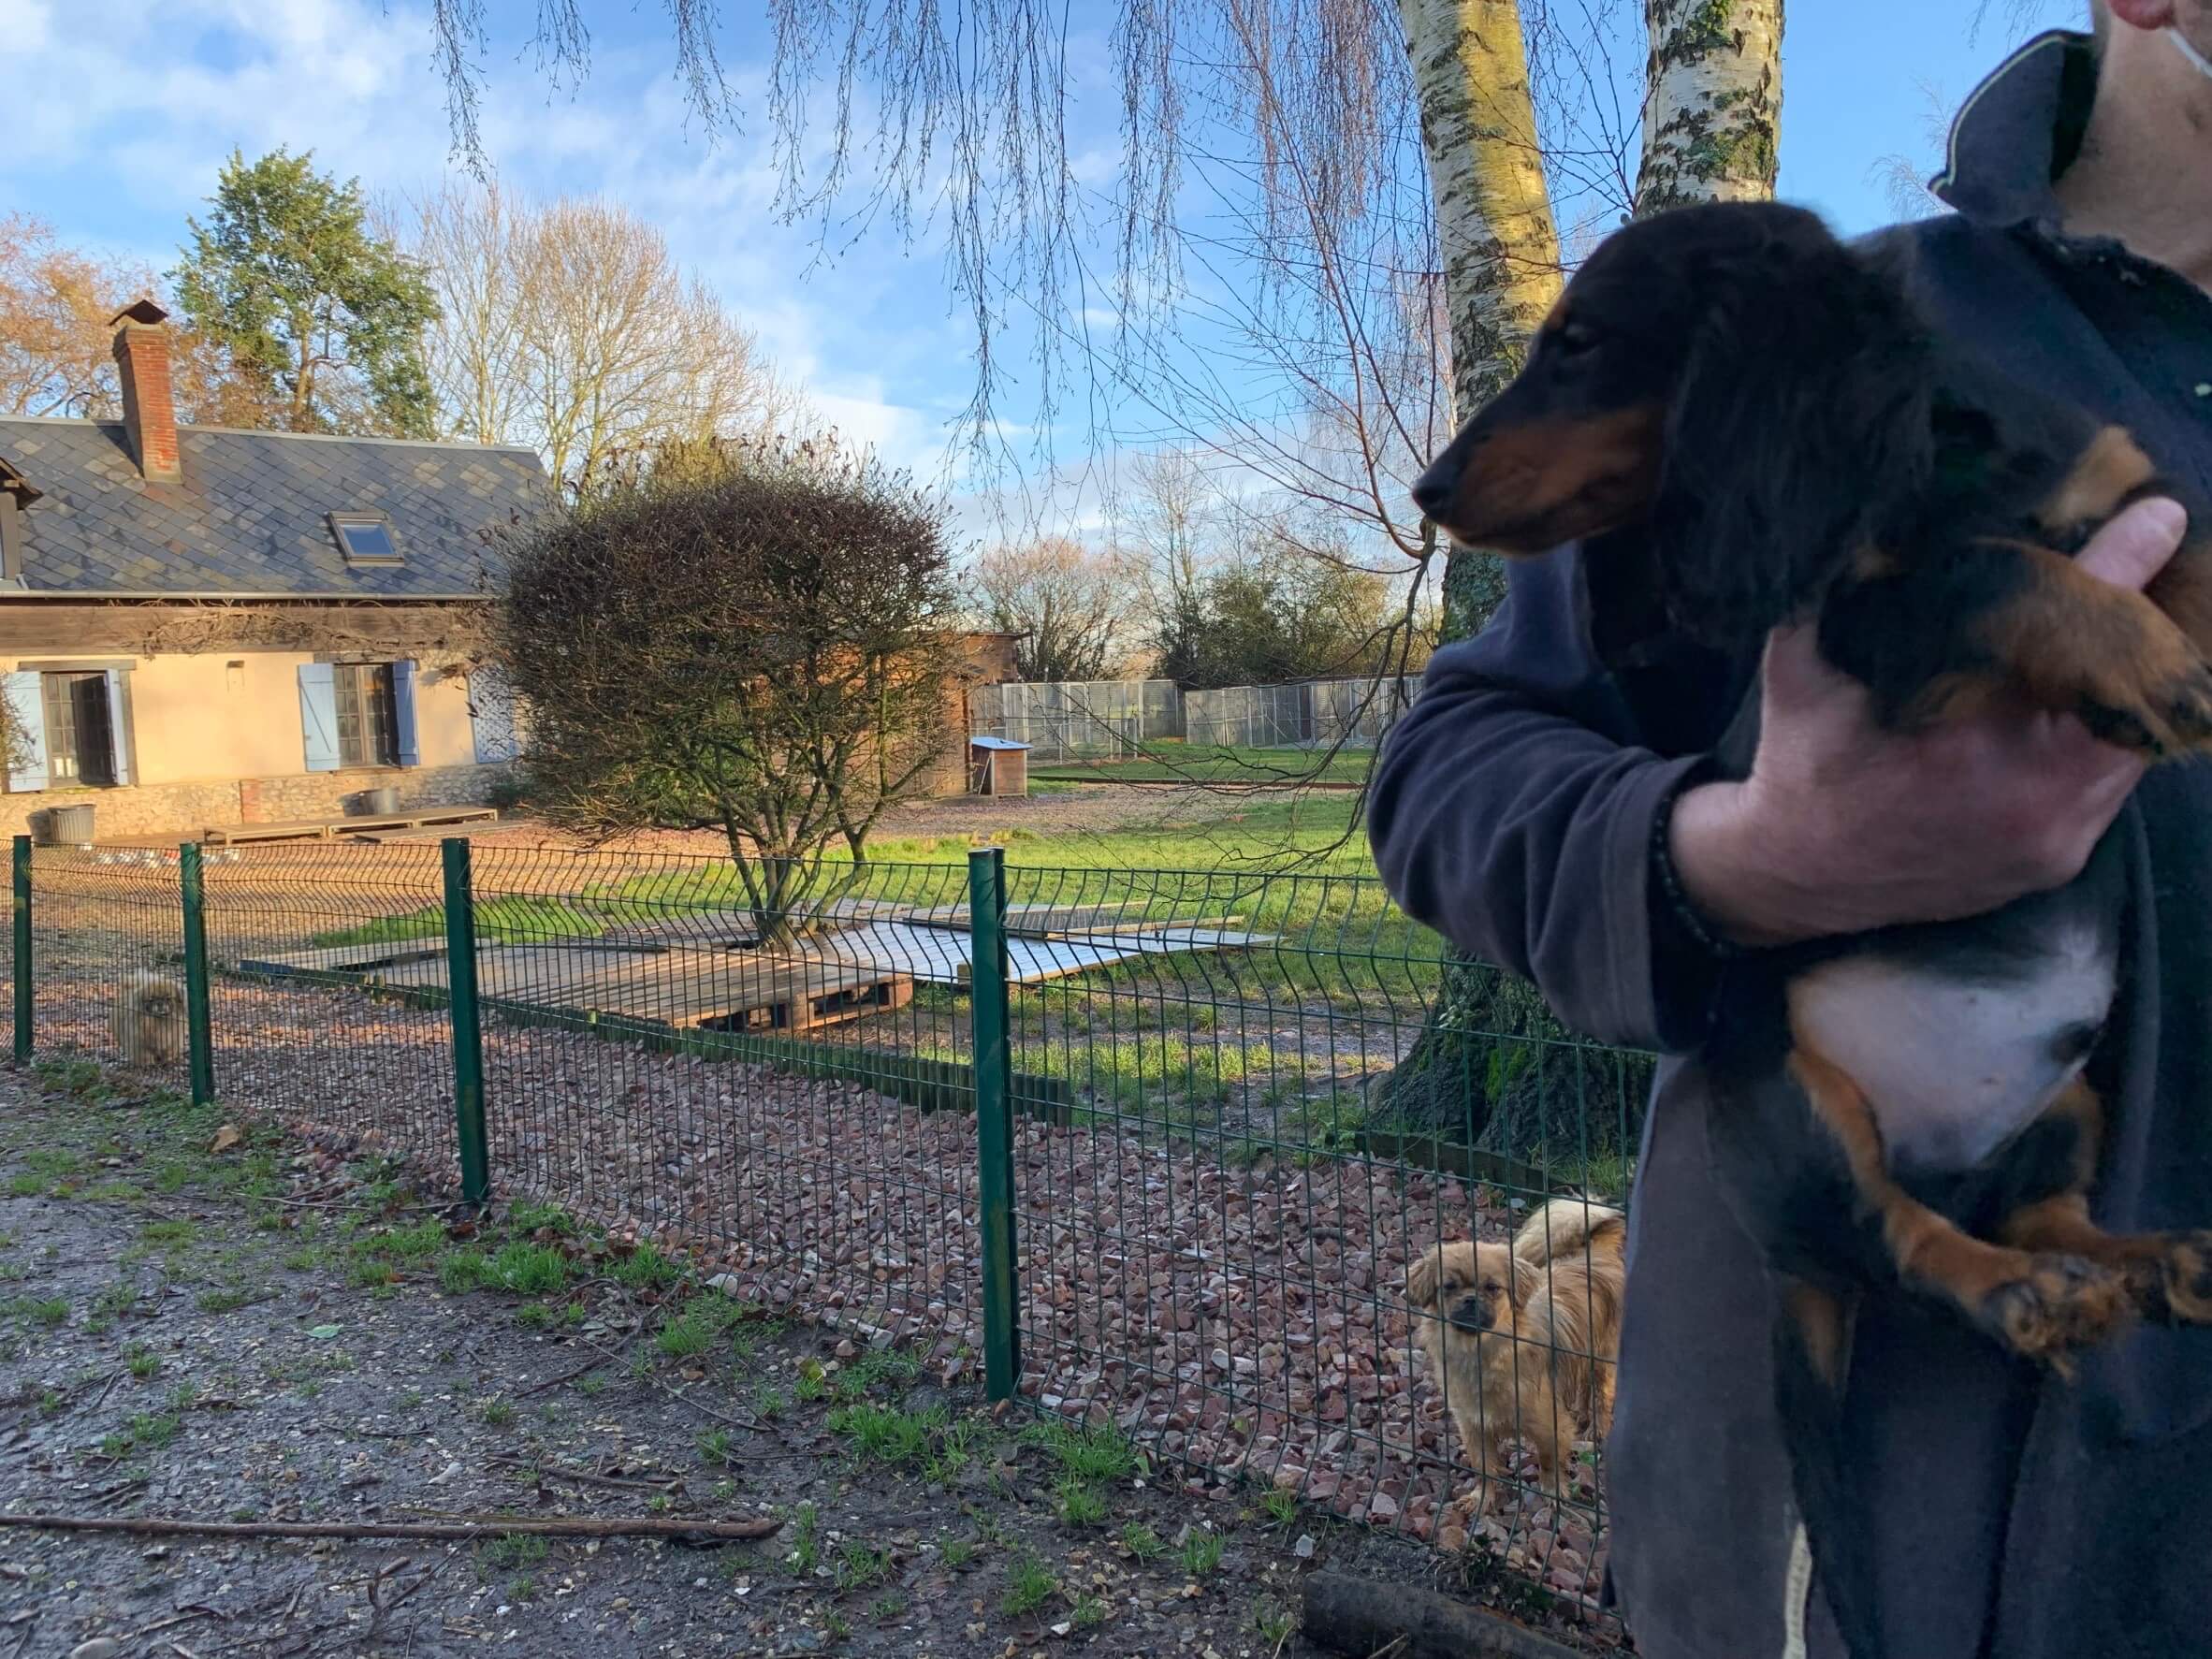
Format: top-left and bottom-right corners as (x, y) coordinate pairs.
(210, 1125), (241, 1154)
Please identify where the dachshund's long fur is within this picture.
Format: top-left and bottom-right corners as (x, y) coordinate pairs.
(1413, 200), (2212, 1659)
(1406, 1198), (1627, 1508)
(113, 970), (186, 1068)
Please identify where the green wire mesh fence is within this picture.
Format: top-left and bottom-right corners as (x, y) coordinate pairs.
(12, 834), (1652, 1623)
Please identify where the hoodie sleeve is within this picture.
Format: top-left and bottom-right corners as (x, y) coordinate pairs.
(1366, 546), (1728, 1054)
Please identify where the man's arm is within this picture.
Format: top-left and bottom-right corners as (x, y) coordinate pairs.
(1371, 499), (2188, 1052)
(1369, 548), (1727, 1054)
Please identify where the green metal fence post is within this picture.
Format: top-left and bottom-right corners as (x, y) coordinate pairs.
(178, 843), (215, 1105)
(968, 847), (1020, 1402)
(442, 837), (490, 1206)
(10, 836), (28, 1065)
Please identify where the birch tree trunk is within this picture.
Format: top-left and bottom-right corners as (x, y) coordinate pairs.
(1381, 1), (1782, 1162)
(1634, 0), (1785, 216)
(1397, 0), (1566, 633)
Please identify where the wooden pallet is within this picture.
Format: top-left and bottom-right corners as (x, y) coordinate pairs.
(203, 806), (500, 845)
(347, 943), (913, 1035)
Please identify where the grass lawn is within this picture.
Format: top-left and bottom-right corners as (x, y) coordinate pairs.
(303, 793), (1434, 997)
(1028, 744), (1372, 787)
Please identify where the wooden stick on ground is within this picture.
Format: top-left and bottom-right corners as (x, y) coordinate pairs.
(0, 1512), (780, 1544)
(1302, 1571), (1592, 1659)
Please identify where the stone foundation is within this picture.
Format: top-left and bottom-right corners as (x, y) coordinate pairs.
(7, 763), (513, 845)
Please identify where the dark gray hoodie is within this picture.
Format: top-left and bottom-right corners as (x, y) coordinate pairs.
(1369, 30), (2212, 1659)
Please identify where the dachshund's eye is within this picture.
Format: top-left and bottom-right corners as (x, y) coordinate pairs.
(1550, 323), (1598, 359)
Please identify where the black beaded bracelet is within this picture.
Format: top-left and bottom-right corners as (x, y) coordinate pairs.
(1651, 775), (1744, 961)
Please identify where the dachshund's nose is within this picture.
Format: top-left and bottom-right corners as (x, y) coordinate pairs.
(1410, 464), (1454, 518)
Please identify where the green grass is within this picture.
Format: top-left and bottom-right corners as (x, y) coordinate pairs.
(611, 1244), (684, 1290)
(653, 1309), (716, 1360)
(1001, 1552), (1056, 1617)
(1118, 1523), (1163, 1563)
(476, 1534), (549, 1574)
(5, 1295), (69, 1329)
(1021, 1420), (1139, 1483)
(941, 1537), (979, 1569)
(1029, 742), (1371, 787)
(1054, 1476), (1107, 1527)
(1259, 1488), (1297, 1527)
(835, 1541), (890, 1593)
(1179, 1531), (1225, 1577)
(483, 1241), (570, 1295)
(827, 1401), (944, 1466)
(788, 1503), (821, 1574)
(697, 1428), (735, 1466)
(479, 1398), (516, 1428)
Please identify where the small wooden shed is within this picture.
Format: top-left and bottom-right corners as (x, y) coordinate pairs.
(969, 735), (1031, 798)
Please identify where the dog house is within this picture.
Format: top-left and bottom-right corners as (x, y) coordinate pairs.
(968, 735), (1031, 798)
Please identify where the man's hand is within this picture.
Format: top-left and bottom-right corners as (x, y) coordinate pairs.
(1669, 497), (2192, 948)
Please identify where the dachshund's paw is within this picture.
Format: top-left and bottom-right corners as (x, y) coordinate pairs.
(1980, 1253), (2134, 1362)
(2126, 1231), (2212, 1325)
(2079, 646), (2212, 757)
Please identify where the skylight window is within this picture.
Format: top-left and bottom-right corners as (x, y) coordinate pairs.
(330, 512), (403, 567)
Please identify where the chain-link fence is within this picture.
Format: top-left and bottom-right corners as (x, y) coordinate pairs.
(1185, 677), (1419, 749)
(10, 835), (1646, 1621)
(968, 680), (1183, 760)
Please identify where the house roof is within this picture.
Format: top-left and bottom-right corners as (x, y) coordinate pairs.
(0, 417), (551, 599)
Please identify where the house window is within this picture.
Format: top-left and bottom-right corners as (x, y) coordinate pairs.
(329, 512), (403, 567)
(40, 673), (118, 787)
(298, 660), (419, 773)
(332, 663), (398, 769)
(3, 666), (135, 793)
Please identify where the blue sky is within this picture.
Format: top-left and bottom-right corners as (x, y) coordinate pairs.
(0, 0), (2085, 503)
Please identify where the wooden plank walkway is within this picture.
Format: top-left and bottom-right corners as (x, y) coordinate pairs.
(250, 939), (913, 1034)
(203, 807), (500, 845)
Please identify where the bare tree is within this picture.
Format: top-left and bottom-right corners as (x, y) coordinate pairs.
(0, 213), (268, 425)
(496, 435), (963, 940)
(413, 187), (803, 491)
(972, 538), (1132, 683)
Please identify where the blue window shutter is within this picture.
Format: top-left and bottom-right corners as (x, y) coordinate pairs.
(4, 672), (46, 793)
(391, 659), (421, 767)
(103, 668), (135, 787)
(298, 663), (340, 772)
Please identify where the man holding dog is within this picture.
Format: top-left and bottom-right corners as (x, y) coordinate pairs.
(1370, 3), (2212, 1655)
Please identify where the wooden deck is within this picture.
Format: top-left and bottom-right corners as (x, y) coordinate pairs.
(243, 939), (915, 1034)
(202, 807), (501, 845)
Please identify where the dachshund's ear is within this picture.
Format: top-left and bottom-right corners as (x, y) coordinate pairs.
(1654, 240), (1934, 644)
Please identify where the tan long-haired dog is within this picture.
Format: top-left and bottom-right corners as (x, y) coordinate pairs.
(1406, 1197), (1629, 1506)
(112, 971), (187, 1067)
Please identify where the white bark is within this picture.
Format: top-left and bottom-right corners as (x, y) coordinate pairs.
(1635, 0), (1785, 216)
(1397, 0), (1565, 427)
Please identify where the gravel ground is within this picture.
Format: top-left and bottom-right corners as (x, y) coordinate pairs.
(0, 1062), (1615, 1657)
(31, 974), (1618, 1614)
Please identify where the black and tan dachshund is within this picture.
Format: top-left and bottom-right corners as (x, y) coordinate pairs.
(1411, 199), (2212, 1659)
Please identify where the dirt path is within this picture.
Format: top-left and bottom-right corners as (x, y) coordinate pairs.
(0, 1063), (1602, 1659)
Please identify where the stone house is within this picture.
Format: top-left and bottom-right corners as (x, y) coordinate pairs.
(0, 302), (1017, 842)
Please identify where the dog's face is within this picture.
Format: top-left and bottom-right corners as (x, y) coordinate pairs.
(1408, 1240), (1522, 1338)
(1409, 200), (1885, 559)
(141, 987), (180, 1020)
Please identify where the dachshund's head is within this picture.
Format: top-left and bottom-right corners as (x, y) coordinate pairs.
(1411, 200), (1936, 642)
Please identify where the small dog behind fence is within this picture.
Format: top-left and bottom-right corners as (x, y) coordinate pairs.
(1406, 1196), (1629, 1515)
(112, 970), (188, 1068)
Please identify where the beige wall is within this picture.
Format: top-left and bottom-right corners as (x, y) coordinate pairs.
(6, 648), (484, 787)
(4, 646), (502, 838)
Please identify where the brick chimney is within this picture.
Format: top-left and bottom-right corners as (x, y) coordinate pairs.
(109, 298), (182, 484)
